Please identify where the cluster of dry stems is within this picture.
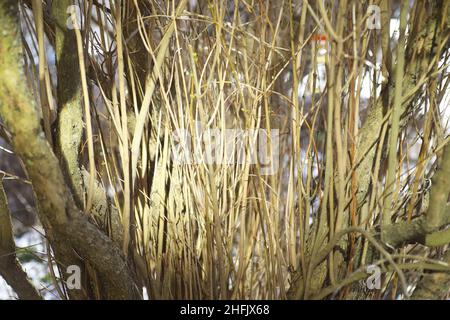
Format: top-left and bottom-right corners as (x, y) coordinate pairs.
(0, 0), (449, 300)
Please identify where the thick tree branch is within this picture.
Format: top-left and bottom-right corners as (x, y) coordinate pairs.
(383, 143), (450, 248)
(426, 143), (450, 229)
(52, 0), (85, 207)
(0, 0), (140, 299)
(356, 0), (448, 205)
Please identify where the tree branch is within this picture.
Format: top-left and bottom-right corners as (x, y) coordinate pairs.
(0, 0), (140, 299)
(52, 0), (85, 207)
(0, 180), (41, 300)
(382, 143), (450, 248)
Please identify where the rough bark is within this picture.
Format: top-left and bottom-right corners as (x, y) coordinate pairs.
(382, 143), (450, 248)
(52, 0), (85, 207)
(0, 0), (140, 300)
